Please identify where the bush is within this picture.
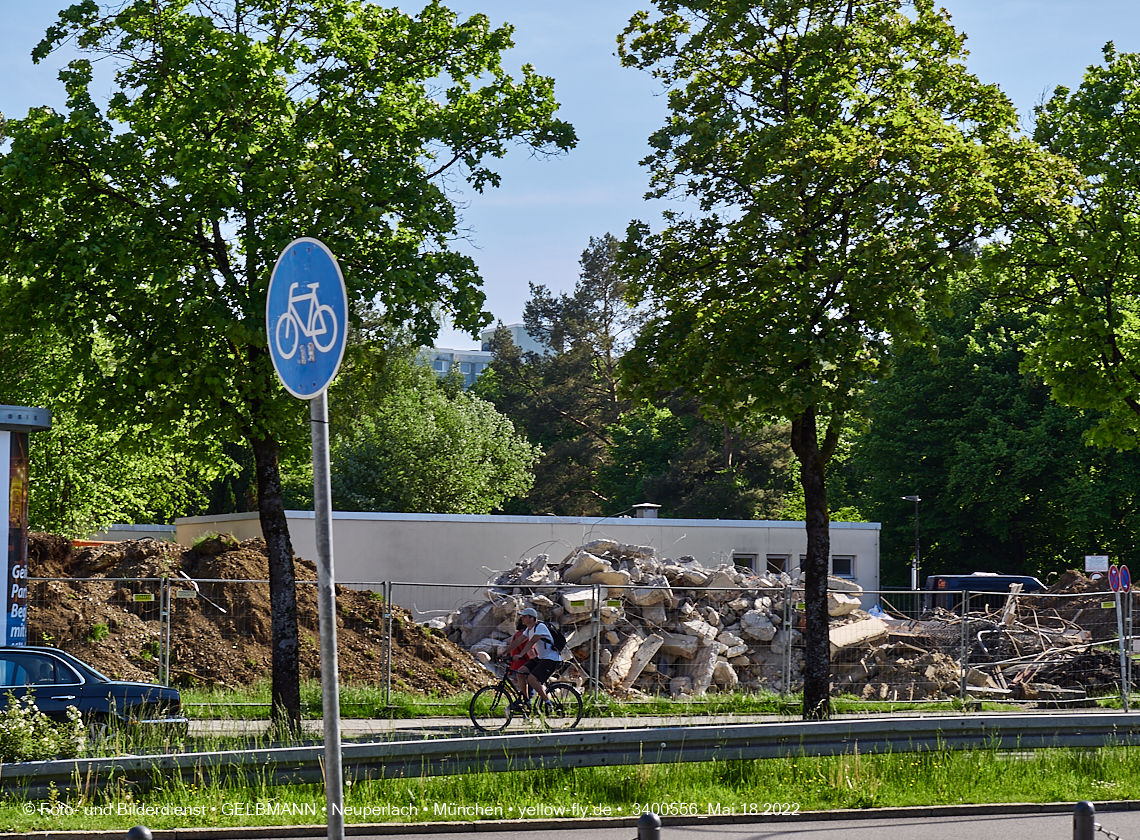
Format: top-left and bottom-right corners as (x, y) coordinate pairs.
(0, 693), (85, 761)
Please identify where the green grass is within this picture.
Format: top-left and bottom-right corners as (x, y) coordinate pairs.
(4, 744), (1140, 832)
(181, 680), (475, 720)
(182, 681), (1113, 721)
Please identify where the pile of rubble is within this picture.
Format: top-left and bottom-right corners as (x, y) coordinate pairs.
(431, 541), (1130, 704)
(841, 603), (1113, 704)
(431, 539), (878, 698)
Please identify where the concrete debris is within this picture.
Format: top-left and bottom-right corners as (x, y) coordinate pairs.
(439, 548), (1118, 706)
(438, 539), (861, 698)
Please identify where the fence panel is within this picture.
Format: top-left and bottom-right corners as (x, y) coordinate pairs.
(27, 576), (168, 683)
(26, 573), (1136, 712)
(411, 577), (798, 700)
(962, 589), (1131, 707)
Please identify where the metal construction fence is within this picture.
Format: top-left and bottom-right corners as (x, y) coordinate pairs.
(25, 576), (1139, 710)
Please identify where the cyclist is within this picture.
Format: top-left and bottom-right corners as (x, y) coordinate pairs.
(511, 607), (561, 713)
(504, 619), (534, 677)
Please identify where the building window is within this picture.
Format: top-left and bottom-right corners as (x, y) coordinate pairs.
(766, 555), (789, 575)
(831, 555), (855, 578)
(732, 553), (758, 573)
(432, 360), (448, 372)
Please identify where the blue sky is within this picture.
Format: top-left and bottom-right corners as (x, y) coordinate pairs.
(2, 1), (1136, 348)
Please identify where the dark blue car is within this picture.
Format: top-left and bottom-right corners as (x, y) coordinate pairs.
(0, 646), (186, 733)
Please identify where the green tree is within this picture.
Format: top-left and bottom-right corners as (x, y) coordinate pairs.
(0, 328), (217, 537)
(996, 46), (1140, 451)
(0, 0), (573, 725)
(853, 288), (1140, 586)
(598, 397), (793, 520)
(617, 0), (1066, 718)
(475, 234), (642, 515)
(285, 327), (540, 514)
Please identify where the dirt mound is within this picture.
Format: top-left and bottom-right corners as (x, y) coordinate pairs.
(26, 533), (491, 696)
(1046, 569), (1110, 595)
(1022, 569), (1121, 642)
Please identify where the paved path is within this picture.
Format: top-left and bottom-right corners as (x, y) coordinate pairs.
(186, 706), (1140, 741)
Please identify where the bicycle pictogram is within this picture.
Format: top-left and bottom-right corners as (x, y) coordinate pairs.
(274, 282), (338, 360)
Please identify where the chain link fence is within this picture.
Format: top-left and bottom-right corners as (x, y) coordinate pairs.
(25, 576), (1139, 711)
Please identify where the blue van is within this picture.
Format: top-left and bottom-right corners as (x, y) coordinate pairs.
(923, 572), (1046, 612)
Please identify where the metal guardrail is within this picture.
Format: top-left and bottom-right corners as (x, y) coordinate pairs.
(7, 712), (1140, 799)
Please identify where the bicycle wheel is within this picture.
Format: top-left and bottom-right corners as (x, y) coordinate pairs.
(275, 312), (300, 359)
(470, 685), (513, 732)
(311, 303), (338, 352)
(540, 682), (582, 730)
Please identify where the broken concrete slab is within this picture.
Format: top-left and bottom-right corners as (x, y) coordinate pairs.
(658, 631), (700, 658)
(741, 610), (777, 641)
(679, 618), (719, 643)
(828, 592), (862, 617)
(562, 587), (601, 614)
(603, 632), (645, 688)
(829, 617), (888, 655)
(562, 551), (613, 584)
(618, 634), (664, 692)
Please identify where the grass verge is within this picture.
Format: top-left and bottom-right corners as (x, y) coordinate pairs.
(4, 744), (1138, 832)
(183, 680), (1033, 720)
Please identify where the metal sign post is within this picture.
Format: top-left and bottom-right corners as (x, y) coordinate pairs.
(1109, 564), (1128, 713)
(1122, 565), (1132, 709)
(267, 238), (348, 840)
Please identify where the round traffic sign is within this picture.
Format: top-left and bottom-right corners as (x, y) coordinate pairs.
(1121, 564), (1131, 594)
(267, 238), (348, 399)
(1109, 564), (1121, 593)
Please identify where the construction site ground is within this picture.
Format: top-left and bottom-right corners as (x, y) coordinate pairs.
(25, 533), (492, 696)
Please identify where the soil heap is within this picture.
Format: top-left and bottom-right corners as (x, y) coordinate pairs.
(26, 532), (490, 695)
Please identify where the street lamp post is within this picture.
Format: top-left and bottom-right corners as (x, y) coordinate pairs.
(901, 495), (921, 591)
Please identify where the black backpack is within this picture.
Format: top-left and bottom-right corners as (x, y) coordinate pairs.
(541, 621), (568, 654)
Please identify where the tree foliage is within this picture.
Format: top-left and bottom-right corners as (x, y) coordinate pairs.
(853, 288), (1140, 586)
(996, 45), (1140, 450)
(616, 0), (1066, 718)
(285, 324), (539, 514)
(474, 234), (792, 518)
(474, 235), (641, 516)
(0, 0), (574, 724)
(597, 398), (793, 520)
(0, 328), (217, 538)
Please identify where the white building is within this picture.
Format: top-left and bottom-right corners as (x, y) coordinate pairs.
(425, 322), (546, 388)
(480, 322), (546, 356)
(422, 347), (493, 388)
(175, 510), (880, 598)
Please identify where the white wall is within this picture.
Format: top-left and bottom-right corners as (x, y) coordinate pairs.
(175, 511), (880, 591)
(88, 524), (177, 542)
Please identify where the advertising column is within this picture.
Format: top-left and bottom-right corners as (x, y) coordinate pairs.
(0, 407), (52, 647)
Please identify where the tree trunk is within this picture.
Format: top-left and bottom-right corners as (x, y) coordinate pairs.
(790, 406), (838, 721)
(251, 433), (302, 731)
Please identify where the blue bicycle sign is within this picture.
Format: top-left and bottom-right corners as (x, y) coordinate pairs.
(267, 238), (348, 399)
(275, 281), (338, 360)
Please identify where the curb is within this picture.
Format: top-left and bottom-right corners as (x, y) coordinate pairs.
(9, 800), (1140, 839)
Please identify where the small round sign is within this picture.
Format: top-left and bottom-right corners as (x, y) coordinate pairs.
(1121, 564), (1131, 594)
(266, 238), (348, 399)
(1109, 564), (1121, 593)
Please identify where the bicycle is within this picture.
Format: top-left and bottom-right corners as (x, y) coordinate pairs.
(275, 281), (338, 360)
(469, 658), (583, 733)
